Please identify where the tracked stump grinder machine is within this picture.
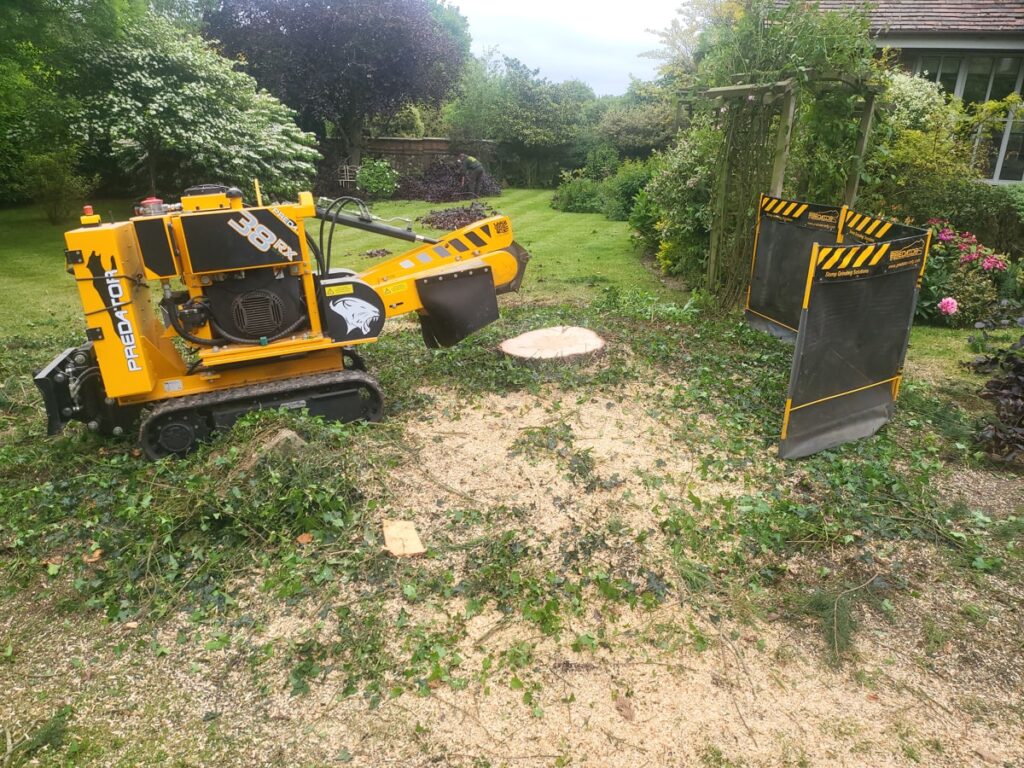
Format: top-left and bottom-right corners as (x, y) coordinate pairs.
(34, 185), (529, 459)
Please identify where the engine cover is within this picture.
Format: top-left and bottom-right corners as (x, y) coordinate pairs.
(205, 270), (307, 342)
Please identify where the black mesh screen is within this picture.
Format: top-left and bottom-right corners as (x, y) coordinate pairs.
(780, 232), (928, 459)
(743, 196), (930, 460)
(746, 196), (844, 337)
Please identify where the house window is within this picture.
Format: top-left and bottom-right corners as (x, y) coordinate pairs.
(913, 54), (1021, 104)
(908, 53), (1024, 182)
(998, 117), (1024, 181)
(991, 57), (1022, 100)
(962, 57), (993, 104)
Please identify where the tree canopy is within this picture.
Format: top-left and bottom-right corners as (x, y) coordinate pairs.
(0, 0), (142, 201)
(205, 0), (471, 157)
(77, 13), (319, 197)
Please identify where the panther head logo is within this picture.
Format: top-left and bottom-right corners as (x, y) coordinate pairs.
(329, 297), (381, 336)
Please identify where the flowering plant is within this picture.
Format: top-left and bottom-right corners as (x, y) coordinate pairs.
(917, 220), (1017, 327)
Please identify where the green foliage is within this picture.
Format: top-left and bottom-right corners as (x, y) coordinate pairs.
(627, 187), (659, 254)
(583, 145), (621, 180)
(694, 1), (874, 89)
(642, 114), (719, 281)
(356, 158), (400, 198)
(445, 55), (597, 186)
(5, 705), (74, 767)
(859, 72), (1023, 255)
(377, 104), (426, 138)
(794, 588), (859, 664)
(550, 172), (602, 213)
(550, 154), (652, 222)
(1004, 183), (1024, 221)
(599, 158), (653, 221)
(641, 1), (880, 297)
(78, 13), (319, 197)
(597, 102), (676, 158)
(0, 0), (140, 202)
(18, 148), (96, 224)
(206, 0), (469, 155)
(882, 71), (947, 131)
(0, 407), (375, 619)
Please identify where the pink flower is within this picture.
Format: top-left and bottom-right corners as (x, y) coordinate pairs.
(937, 228), (954, 241)
(982, 255), (1007, 271)
(938, 297), (958, 316)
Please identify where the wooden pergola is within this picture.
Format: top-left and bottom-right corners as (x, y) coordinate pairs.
(702, 69), (882, 206)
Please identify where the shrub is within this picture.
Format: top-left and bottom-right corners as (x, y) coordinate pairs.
(19, 148), (96, 224)
(1004, 183), (1024, 221)
(967, 302), (1024, 462)
(356, 158), (400, 198)
(599, 159), (652, 221)
(640, 115), (719, 282)
(550, 172), (602, 213)
(628, 187), (660, 255)
(918, 222), (1011, 327)
(583, 145), (620, 180)
(859, 72), (1024, 256)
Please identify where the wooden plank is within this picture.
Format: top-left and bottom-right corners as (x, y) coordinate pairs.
(845, 92), (877, 207)
(382, 520), (425, 557)
(770, 90), (798, 197)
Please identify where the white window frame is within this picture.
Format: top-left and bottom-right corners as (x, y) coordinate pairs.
(907, 52), (1024, 182)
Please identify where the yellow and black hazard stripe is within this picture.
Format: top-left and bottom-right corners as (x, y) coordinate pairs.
(760, 196), (809, 220)
(814, 242), (891, 271)
(842, 210), (893, 241)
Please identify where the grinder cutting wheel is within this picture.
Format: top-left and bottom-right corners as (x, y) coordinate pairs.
(35, 184), (530, 458)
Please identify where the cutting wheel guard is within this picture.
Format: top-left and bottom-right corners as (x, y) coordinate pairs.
(417, 265), (500, 348)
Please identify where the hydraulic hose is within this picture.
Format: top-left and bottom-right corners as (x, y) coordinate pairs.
(315, 206), (439, 245)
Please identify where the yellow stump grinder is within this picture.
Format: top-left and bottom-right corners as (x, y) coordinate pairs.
(34, 185), (530, 459)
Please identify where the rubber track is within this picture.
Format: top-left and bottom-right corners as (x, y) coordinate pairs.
(138, 368), (383, 442)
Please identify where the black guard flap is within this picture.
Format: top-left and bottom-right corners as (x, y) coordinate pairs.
(417, 265), (499, 348)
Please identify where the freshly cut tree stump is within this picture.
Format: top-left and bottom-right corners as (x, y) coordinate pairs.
(499, 326), (606, 363)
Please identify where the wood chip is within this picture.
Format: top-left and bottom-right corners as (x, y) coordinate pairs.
(382, 520), (425, 557)
(499, 326), (606, 363)
(614, 695), (635, 722)
(82, 548), (103, 564)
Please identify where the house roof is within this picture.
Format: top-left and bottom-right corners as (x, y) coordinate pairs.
(808, 0), (1024, 34)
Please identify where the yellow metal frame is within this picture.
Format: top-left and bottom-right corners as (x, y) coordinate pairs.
(63, 191), (525, 409)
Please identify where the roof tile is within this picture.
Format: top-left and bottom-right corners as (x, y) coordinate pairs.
(790, 0), (1024, 33)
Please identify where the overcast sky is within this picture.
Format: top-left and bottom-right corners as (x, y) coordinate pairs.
(451, 0), (684, 96)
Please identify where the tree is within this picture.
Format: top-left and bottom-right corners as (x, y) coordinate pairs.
(77, 13), (319, 197)
(204, 0), (470, 160)
(0, 0), (139, 202)
(444, 55), (597, 186)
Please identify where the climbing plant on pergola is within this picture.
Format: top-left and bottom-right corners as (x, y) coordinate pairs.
(696, 69), (882, 303)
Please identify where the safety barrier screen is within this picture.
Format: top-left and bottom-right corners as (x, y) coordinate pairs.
(745, 195), (846, 339)
(745, 195), (931, 458)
